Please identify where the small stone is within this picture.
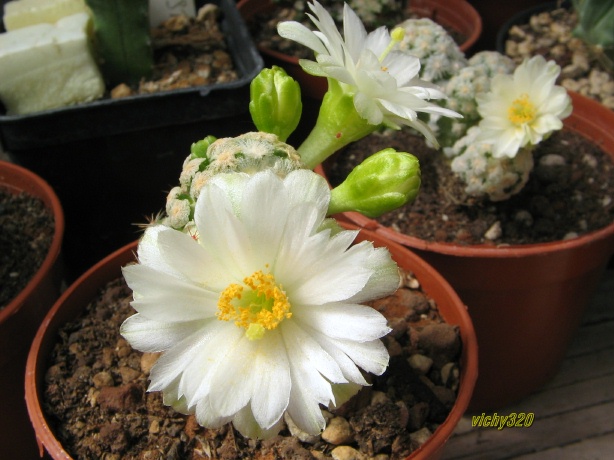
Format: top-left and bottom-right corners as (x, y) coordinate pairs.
(432, 385), (457, 406)
(409, 427), (432, 447)
(370, 391), (389, 407)
(284, 412), (320, 444)
(484, 221), (502, 240)
(99, 422), (129, 453)
(322, 417), (353, 445)
(97, 383), (142, 412)
(331, 445), (366, 460)
(441, 362), (460, 389)
(140, 352), (161, 374)
(514, 210), (534, 227)
(92, 371), (114, 388)
(110, 83), (133, 99)
(149, 418), (160, 434)
(539, 154), (566, 166)
(119, 366), (141, 383)
(407, 354), (433, 374)
(418, 323), (461, 365)
(408, 402), (429, 431)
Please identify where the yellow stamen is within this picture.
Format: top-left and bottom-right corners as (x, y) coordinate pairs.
(379, 27), (405, 64)
(508, 93), (536, 125)
(217, 270), (291, 340)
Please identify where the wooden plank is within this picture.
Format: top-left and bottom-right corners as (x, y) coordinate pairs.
(442, 401), (614, 459)
(512, 431), (614, 460)
(540, 346), (614, 391)
(563, 320), (614, 359)
(505, 374), (614, 419)
(444, 375), (614, 457)
(581, 271), (614, 324)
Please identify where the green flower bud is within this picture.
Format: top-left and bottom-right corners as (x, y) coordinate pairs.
(328, 148), (421, 218)
(249, 66), (302, 142)
(190, 135), (217, 159)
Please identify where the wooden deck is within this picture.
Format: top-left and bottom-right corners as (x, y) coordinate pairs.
(442, 269), (614, 460)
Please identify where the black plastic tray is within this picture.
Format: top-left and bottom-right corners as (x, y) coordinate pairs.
(0, 0), (263, 150)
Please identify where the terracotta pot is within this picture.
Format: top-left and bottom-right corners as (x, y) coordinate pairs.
(0, 161), (64, 460)
(25, 227), (477, 459)
(237, 0), (482, 100)
(318, 91), (614, 411)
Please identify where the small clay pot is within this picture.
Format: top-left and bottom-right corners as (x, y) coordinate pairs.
(237, 0), (482, 99)
(25, 226), (477, 459)
(0, 161), (64, 460)
(319, 91), (614, 411)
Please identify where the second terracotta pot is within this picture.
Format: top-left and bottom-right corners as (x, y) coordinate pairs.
(320, 91), (614, 411)
(25, 226), (477, 459)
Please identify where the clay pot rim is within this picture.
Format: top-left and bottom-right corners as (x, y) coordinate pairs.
(25, 226), (478, 460)
(237, 0), (482, 58)
(320, 91), (614, 259)
(0, 160), (64, 325)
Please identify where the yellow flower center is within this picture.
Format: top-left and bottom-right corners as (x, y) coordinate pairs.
(508, 93), (536, 126)
(217, 270), (291, 340)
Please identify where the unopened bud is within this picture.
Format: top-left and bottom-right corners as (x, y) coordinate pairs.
(328, 148), (421, 218)
(249, 66), (302, 142)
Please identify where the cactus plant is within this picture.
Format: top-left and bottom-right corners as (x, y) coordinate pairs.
(84, 0), (153, 86)
(572, 0), (614, 72)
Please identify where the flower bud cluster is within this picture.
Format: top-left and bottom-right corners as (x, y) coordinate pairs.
(434, 52), (516, 148)
(396, 18), (467, 84)
(164, 132), (303, 229)
(449, 126), (534, 201)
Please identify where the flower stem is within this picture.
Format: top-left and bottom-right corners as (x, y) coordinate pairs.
(298, 79), (377, 169)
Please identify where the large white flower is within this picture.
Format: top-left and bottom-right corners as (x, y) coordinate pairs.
(277, 1), (460, 144)
(121, 169), (399, 439)
(476, 55), (572, 158)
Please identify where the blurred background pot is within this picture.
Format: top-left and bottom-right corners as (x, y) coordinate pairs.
(237, 0), (482, 100)
(0, 161), (64, 460)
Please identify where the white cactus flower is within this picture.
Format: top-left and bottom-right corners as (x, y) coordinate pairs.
(476, 55), (572, 158)
(277, 1), (460, 145)
(121, 169), (399, 439)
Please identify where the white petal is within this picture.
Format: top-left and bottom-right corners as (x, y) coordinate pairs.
(147, 320), (219, 392)
(136, 225), (182, 277)
(281, 320), (346, 384)
(249, 331), (291, 429)
(293, 303), (390, 342)
(123, 264), (218, 322)
(233, 405), (286, 439)
(156, 228), (233, 292)
(346, 246), (400, 303)
(120, 313), (206, 352)
(209, 335), (257, 417)
(329, 337), (390, 376)
(194, 180), (251, 277)
(277, 21), (327, 55)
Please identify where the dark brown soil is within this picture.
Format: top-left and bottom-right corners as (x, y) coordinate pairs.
(0, 188), (55, 309)
(43, 270), (462, 460)
(324, 128), (614, 245)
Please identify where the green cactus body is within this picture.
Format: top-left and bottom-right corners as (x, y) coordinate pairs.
(85, 0), (153, 86)
(572, 0), (614, 71)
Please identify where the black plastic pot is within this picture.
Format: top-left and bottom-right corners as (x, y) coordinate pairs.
(0, 0), (263, 279)
(495, 1), (571, 54)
